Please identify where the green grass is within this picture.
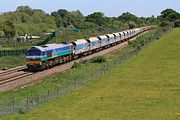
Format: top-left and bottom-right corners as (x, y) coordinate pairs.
(0, 55), (26, 70)
(1, 28), (179, 119)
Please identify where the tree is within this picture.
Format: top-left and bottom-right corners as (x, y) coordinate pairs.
(77, 22), (98, 29)
(118, 12), (138, 23)
(174, 19), (180, 27)
(52, 9), (85, 28)
(128, 21), (136, 29)
(85, 12), (109, 26)
(68, 10), (84, 28)
(51, 9), (68, 18)
(0, 30), (5, 37)
(16, 6), (33, 16)
(2, 21), (16, 37)
(51, 9), (69, 27)
(160, 9), (180, 22)
(146, 16), (160, 25)
(20, 12), (32, 23)
(160, 20), (172, 27)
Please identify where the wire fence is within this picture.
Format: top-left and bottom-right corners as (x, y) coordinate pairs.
(0, 49), (26, 57)
(0, 27), (172, 115)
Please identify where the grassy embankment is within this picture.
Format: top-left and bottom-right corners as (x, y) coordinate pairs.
(1, 28), (179, 119)
(0, 55), (26, 70)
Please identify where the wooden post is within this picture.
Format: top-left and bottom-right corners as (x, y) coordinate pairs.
(26, 96), (29, 112)
(47, 90), (50, 102)
(56, 87), (59, 98)
(12, 96), (16, 113)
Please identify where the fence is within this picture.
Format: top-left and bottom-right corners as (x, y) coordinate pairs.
(0, 32), (60, 57)
(0, 49), (26, 57)
(0, 27), (172, 115)
(37, 32), (60, 46)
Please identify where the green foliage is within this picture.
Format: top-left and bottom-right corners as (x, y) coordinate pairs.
(1, 21), (16, 37)
(160, 20), (172, 27)
(174, 19), (180, 27)
(85, 12), (110, 26)
(77, 22), (98, 29)
(128, 21), (136, 29)
(118, 12), (138, 23)
(91, 56), (106, 63)
(51, 9), (84, 28)
(0, 30), (5, 36)
(72, 62), (81, 68)
(118, 12), (160, 28)
(16, 6), (33, 16)
(0, 6), (57, 36)
(130, 27), (170, 49)
(160, 9), (180, 22)
(146, 16), (160, 25)
(72, 60), (88, 68)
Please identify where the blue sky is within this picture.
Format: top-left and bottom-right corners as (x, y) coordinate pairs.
(0, 0), (179, 17)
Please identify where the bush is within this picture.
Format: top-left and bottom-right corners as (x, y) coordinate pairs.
(160, 20), (172, 27)
(128, 21), (136, 29)
(18, 108), (26, 114)
(72, 60), (87, 68)
(174, 19), (180, 27)
(91, 56), (106, 63)
(72, 62), (81, 68)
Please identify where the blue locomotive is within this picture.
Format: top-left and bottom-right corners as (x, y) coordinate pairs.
(26, 26), (153, 71)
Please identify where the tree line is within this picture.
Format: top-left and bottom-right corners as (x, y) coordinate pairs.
(0, 6), (179, 38)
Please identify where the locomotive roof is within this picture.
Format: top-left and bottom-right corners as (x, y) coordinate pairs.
(98, 35), (108, 39)
(122, 31), (128, 34)
(106, 34), (114, 37)
(113, 33), (120, 36)
(126, 30), (131, 33)
(73, 39), (88, 45)
(134, 28), (140, 31)
(88, 37), (99, 42)
(119, 31), (124, 35)
(119, 30), (128, 35)
(31, 43), (72, 51)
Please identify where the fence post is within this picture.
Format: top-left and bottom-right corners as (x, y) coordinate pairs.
(56, 87), (59, 98)
(12, 96), (16, 113)
(106, 62), (109, 71)
(37, 93), (40, 106)
(74, 78), (77, 88)
(114, 59), (116, 66)
(65, 84), (68, 93)
(47, 90), (50, 102)
(60, 80), (63, 85)
(26, 96), (29, 112)
(83, 72), (85, 83)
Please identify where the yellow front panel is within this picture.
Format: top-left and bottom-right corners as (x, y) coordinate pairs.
(26, 61), (42, 65)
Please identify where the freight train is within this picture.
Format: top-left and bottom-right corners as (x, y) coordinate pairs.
(26, 26), (153, 71)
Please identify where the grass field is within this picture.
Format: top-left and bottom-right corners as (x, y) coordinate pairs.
(1, 28), (180, 119)
(0, 55), (26, 70)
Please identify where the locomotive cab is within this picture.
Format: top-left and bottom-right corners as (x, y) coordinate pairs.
(26, 47), (43, 71)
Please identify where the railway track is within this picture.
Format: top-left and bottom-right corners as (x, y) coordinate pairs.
(0, 66), (27, 76)
(0, 72), (33, 85)
(0, 66), (33, 85)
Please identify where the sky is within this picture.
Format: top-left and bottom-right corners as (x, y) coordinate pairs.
(0, 0), (179, 17)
